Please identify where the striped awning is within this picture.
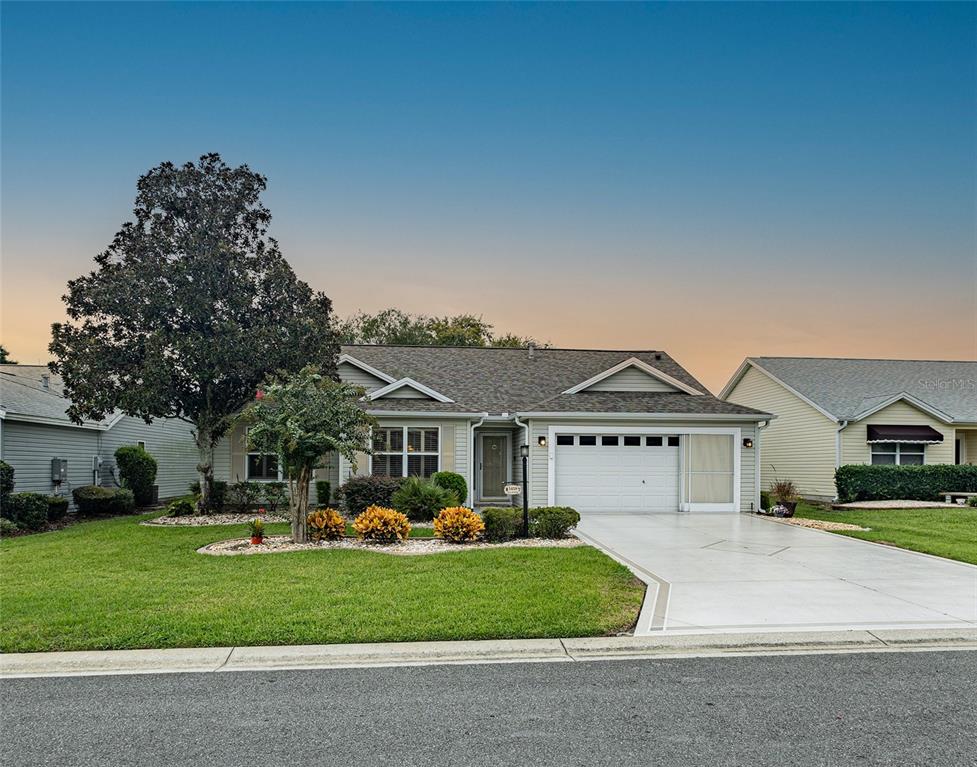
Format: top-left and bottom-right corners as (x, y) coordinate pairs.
(866, 424), (944, 444)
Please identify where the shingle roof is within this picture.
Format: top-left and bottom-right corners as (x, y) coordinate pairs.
(341, 345), (771, 419)
(0, 365), (113, 428)
(745, 357), (977, 423)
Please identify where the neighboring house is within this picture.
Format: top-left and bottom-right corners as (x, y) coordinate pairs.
(720, 357), (977, 500)
(215, 345), (772, 514)
(0, 365), (199, 505)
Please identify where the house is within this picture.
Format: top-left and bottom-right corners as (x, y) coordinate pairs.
(0, 365), (199, 505)
(215, 345), (773, 514)
(720, 357), (977, 500)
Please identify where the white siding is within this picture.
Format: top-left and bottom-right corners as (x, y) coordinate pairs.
(841, 401), (955, 466)
(375, 387), (428, 399)
(587, 367), (680, 393)
(100, 415), (199, 499)
(726, 366), (838, 499)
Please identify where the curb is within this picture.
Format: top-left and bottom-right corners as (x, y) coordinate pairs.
(2, 628), (976, 679)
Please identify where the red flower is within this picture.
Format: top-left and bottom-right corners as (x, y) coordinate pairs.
(255, 389), (265, 400)
(258, 507), (266, 515)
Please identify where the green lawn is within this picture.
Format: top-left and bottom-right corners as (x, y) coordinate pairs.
(795, 502), (977, 565)
(0, 514), (643, 653)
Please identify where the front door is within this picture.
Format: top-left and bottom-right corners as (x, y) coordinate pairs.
(480, 434), (508, 500)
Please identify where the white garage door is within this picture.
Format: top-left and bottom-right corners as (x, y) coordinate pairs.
(554, 434), (680, 513)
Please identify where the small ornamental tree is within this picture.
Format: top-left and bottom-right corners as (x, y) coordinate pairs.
(238, 366), (374, 542)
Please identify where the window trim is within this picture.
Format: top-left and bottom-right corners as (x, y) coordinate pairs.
(246, 452), (282, 482)
(369, 425), (442, 478)
(870, 441), (926, 466)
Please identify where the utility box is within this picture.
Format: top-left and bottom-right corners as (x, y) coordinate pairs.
(51, 458), (68, 483)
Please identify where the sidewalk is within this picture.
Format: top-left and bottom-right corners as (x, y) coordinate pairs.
(3, 627), (975, 679)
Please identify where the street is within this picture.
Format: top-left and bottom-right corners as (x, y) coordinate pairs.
(2, 650), (975, 766)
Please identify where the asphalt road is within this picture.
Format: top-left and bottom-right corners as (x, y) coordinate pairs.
(2, 650), (976, 767)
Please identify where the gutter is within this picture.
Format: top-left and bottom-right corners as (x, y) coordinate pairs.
(755, 419), (771, 511)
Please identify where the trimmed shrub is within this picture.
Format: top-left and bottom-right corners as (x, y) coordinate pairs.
(72, 485), (136, 517)
(338, 475), (406, 516)
(46, 495), (69, 522)
(391, 476), (457, 522)
(759, 491), (771, 511)
(482, 507), (523, 542)
(190, 480), (227, 512)
(165, 496), (197, 517)
(431, 472), (467, 506)
(4, 492), (49, 531)
(263, 481), (288, 514)
(114, 445), (158, 506)
(0, 517), (18, 536)
(226, 481), (263, 513)
(0, 460), (14, 500)
(315, 479), (331, 506)
(967, 495), (977, 508)
(434, 506), (484, 543)
(353, 505), (411, 543)
(834, 464), (977, 503)
(307, 507), (346, 542)
(530, 506), (580, 539)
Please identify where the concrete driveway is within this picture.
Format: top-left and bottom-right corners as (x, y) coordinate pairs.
(576, 513), (977, 635)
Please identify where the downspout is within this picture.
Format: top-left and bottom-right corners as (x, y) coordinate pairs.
(755, 419), (770, 511)
(834, 420), (849, 501)
(468, 414), (488, 507)
(513, 415), (530, 507)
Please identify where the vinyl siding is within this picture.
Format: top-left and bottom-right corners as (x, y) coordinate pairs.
(337, 362), (388, 392)
(527, 418), (757, 512)
(961, 430), (977, 465)
(726, 366), (837, 498)
(100, 415), (199, 499)
(841, 401), (955, 466)
(587, 367), (680, 393)
(375, 387), (427, 399)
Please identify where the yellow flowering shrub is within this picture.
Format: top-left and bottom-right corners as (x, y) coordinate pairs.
(433, 506), (485, 543)
(353, 505), (411, 543)
(306, 508), (346, 542)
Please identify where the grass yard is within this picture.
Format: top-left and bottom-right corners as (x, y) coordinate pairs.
(795, 502), (977, 565)
(0, 514), (643, 653)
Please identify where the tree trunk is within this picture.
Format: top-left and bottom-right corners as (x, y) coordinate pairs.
(195, 430), (215, 513)
(290, 465), (312, 542)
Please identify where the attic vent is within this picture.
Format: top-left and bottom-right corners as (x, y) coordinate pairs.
(41, 374), (50, 390)
(654, 354), (662, 361)
(528, 343), (536, 360)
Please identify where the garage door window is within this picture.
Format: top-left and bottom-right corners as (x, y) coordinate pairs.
(646, 436), (663, 447)
(579, 435), (597, 446)
(601, 436), (619, 446)
(556, 435), (574, 446)
(623, 436), (641, 447)
(684, 434), (734, 504)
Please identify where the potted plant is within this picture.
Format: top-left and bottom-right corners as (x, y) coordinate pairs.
(770, 479), (799, 517)
(248, 517), (265, 545)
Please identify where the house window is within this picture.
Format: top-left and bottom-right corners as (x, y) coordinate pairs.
(247, 453), (280, 481)
(556, 435), (574, 446)
(372, 427), (440, 478)
(137, 441), (146, 450)
(871, 442), (925, 466)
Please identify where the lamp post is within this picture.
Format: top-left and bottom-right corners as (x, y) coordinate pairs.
(519, 444), (529, 537)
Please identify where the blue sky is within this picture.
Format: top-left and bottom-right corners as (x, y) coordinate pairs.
(2, 2), (974, 389)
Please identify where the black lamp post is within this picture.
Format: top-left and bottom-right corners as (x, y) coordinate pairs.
(519, 444), (529, 537)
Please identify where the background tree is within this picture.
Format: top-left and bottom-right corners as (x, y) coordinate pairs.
(238, 366), (375, 542)
(50, 154), (338, 510)
(336, 309), (543, 348)
(0, 345), (16, 364)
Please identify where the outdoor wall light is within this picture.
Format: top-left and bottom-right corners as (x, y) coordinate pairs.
(537, 436), (547, 448)
(519, 444), (529, 459)
(743, 438), (754, 448)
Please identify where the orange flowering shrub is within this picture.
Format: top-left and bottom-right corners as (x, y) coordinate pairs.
(306, 508), (346, 542)
(433, 506), (485, 543)
(353, 505), (411, 543)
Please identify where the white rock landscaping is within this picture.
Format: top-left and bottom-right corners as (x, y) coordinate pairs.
(198, 535), (585, 556)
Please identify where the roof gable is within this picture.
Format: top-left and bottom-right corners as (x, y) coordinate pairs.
(366, 378), (454, 403)
(563, 357), (703, 396)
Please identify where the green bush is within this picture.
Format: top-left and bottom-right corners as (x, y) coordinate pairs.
(0, 517), (18, 537)
(188, 479), (227, 512)
(481, 507), (523, 542)
(391, 476), (457, 522)
(338, 475), (406, 516)
(760, 491), (771, 510)
(0, 460), (14, 499)
(967, 495), (977, 508)
(4, 492), (49, 531)
(114, 445), (158, 506)
(530, 506), (581, 539)
(834, 464), (977, 503)
(226, 481), (262, 513)
(46, 495), (69, 522)
(262, 481), (288, 514)
(315, 479), (331, 506)
(72, 485), (136, 517)
(431, 471), (467, 506)
(165, 496), (197, 517)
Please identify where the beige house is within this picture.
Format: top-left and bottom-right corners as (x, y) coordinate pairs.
(720, 357), (977, 500)
(216, 345), (772, 513)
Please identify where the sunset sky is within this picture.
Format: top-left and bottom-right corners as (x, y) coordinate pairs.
(2, 2), (974, 392)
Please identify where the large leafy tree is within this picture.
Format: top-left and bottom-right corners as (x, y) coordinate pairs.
(0, 345), (16, 364)
(238, 366), (374, 542)
(336, 309), (542, 348)
(50, 154), (338, 509)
